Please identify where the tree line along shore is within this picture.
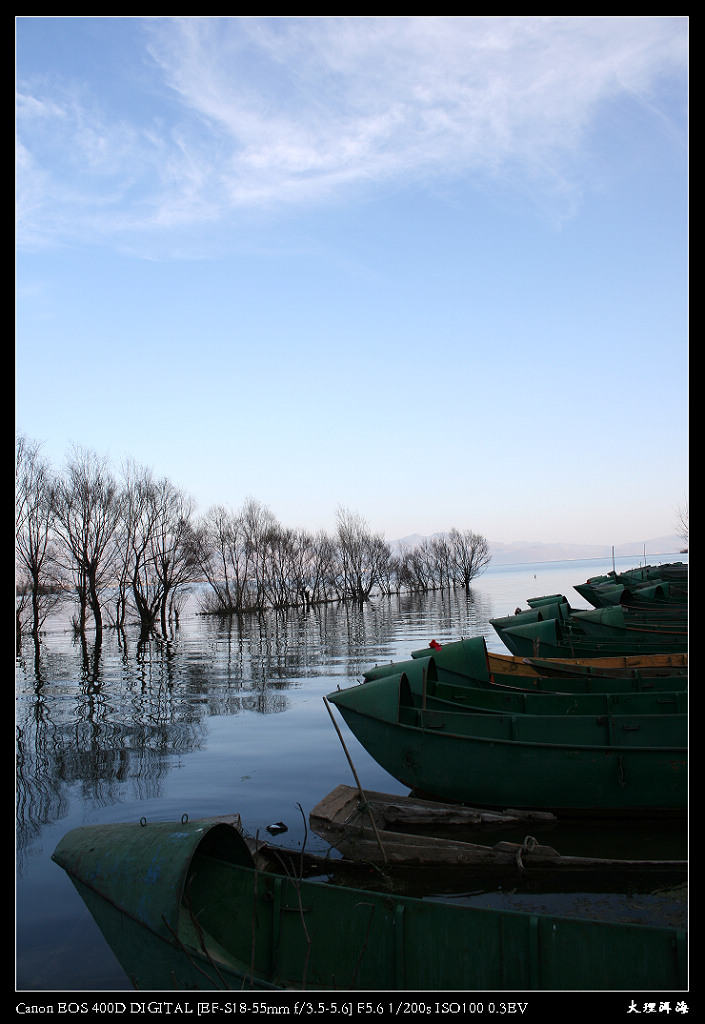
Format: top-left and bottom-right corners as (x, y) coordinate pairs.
(16, 437), (490, 646)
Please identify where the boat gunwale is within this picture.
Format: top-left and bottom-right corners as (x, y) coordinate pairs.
(330, 689), (688, 756)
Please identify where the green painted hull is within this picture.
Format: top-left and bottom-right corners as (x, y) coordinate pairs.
(515, 653), (687, 684)
(574, 562), (688, 608)
(52, 818), (687, 991)
(574, 580), (688, 608)
(366, 636), (688, 694)
(390, 656), (687, 716)
(328, 675), (687, 814)
(492, 607), (687, 659)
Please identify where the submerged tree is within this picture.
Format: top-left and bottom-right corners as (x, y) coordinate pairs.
(334, 506), (391, 603)
(152, 479), (198, 636)
(192, 504), (242, 615)
(431, 535), (454, 590)
(391, 530), (490, 593)
(15, 434), (63, 644)
(51, 447), (123, 642)
(448, 528), (491, 588)
(121, 462), (197, 639)
(240, 497), (279, 610)
(307, 529), (339, 605)
(674, 498), (688, 549)
(194, 498), (281, 615)
(260, 524), (321, 610)
(16, 433), (495, 636)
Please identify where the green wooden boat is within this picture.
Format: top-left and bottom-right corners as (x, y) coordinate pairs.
(579, 562), (688, 586)
(309, 783), (688, 873)
(52, 816), (687, 991)
(492, 599), (687, 632)
(510, 653), (688, 684)
(574, 563), (688, 608)
(327, 674), (687, 814)
(490, 598), (573, 630)
(574, 580), (687, 609)
(492, 605), (687, 659)
(365, 636), (688, 694)
(417, 634), (689, 681)
(374, 653), (688, 717)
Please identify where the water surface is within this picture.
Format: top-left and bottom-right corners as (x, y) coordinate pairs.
(15, 555), (688, 991)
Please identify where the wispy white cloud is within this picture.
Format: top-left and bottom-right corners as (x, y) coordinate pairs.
(16, 16), (687, 254)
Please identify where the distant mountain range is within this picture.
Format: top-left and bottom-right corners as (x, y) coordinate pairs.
(393, 534), (686, 566)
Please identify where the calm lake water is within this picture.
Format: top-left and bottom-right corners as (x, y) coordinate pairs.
(15, 554), (688, 993)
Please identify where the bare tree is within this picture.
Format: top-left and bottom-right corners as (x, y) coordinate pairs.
(259, 525), (322, 609)
(335, 506), (391, 603)
(393, 544), (412, 592)
(308, 530), (338, 604)
(261, 525), (297, 610)
(150, 479), (198, 636)
(51, 447), (122, 641)
(105, 509), (131, 632)
(194, 499), (280, 615)
(431, 535), (454, 590)
(416, 538), (441, 591)
(373, 536), (397, 596)
(16, 428), (497, 636)
(121, 462), (164, 638)
(448, 528), (491, 589)
(121, 463), (196, 638)
(288, 527), (317, 606)
(15, 434), (63, 643)
(675, 498), (688, 550)
(192, 504), (241, 615)
(240, 497), (278, 610)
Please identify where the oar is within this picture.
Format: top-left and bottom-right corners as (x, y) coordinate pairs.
(323, 695), (387, 864)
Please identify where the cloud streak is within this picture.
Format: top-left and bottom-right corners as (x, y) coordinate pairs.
(16, 16), (687, 254)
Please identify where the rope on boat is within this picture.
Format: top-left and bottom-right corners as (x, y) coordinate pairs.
(516, 835), (538, 870)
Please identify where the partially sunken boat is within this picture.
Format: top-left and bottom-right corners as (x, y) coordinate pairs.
(52, 816), (687, 991)
(309, 784), (687, 873)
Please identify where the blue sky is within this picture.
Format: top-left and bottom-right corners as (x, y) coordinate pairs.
(16, 16), (688, 546)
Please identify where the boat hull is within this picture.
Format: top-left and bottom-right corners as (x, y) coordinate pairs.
(391, 637), (688, 694)
(327, 679), (687, 814)
(369, 651), (687, 715)
(309, 784), (688, 872)
(493, 615), (688, 659)
(53, 818), (687, 991)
